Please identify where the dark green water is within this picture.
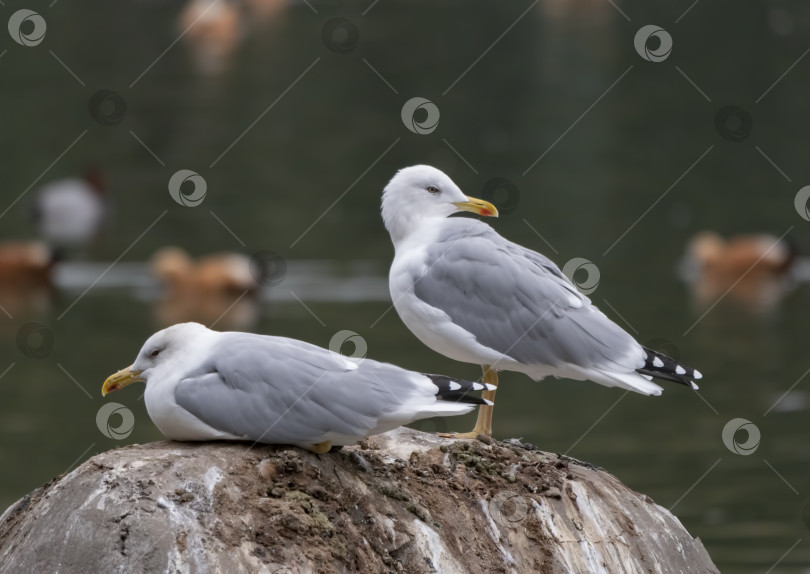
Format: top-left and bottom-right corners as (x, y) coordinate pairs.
(1, 1), (810, 571)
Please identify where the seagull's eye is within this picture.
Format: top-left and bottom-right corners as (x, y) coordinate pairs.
(150, 349), (161, 358)
(426, 186), (440, 194)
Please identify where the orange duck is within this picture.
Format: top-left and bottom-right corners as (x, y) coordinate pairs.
(685, 231), (796, 314)
(0, 241), (55, 316)
(150, 247), (259, 329)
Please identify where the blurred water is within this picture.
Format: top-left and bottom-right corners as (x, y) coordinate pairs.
(53, 260), (390, 301)
(1, 1), (810, 572)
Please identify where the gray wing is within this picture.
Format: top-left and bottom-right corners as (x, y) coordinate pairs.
(412, 219), (640, 371)
(174, 334), (424, 445)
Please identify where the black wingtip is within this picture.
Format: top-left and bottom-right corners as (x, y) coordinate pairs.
(424, 374), (494, 405)
(638, 346), (702, 389)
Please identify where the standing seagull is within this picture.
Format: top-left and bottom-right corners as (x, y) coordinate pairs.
(381, 165), (702, 439)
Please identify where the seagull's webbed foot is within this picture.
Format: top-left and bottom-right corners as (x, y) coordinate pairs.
(303, 441), (332, 454)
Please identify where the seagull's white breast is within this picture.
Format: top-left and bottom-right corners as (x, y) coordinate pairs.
(144, 376), (241, 442)
(389, 223), (513, 368)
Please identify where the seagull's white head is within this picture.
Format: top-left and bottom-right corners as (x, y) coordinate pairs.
(101, 322), (215, 396)
(381, 165), (498, 244)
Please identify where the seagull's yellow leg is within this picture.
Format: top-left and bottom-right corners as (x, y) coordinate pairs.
(304, 441), (332, 454)
(440, 365), (498, 439)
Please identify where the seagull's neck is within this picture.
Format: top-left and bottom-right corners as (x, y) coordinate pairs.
(384, 210), (447, 249)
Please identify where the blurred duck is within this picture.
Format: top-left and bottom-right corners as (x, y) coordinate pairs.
(0, 241), (53, 286)
(150, 247), (259, 329)
(244, 0), (286, 22)
(151, 247), (256, 295)
(0, 241), (55, 316)
(180, 0), (243, 76)
(684, 231), (797, 314)
(33, 170), (106, 255)
(179, 0), (286, 76)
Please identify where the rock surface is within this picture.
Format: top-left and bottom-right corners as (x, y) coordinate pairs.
(0, 428), (718, 573)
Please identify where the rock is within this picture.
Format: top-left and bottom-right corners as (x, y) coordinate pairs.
(0, 428), (718, 573)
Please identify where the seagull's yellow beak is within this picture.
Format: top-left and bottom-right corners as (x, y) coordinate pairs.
(102, 366), (145, 396)
(453, 196), (499, 218)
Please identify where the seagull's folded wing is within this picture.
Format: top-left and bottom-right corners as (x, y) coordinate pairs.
(173, 333), (471, 445)
(412, 219), (644, 374)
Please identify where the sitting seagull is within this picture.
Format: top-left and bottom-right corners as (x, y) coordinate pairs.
(101, 322), (493, 453)
(381, 165), (702, 439)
